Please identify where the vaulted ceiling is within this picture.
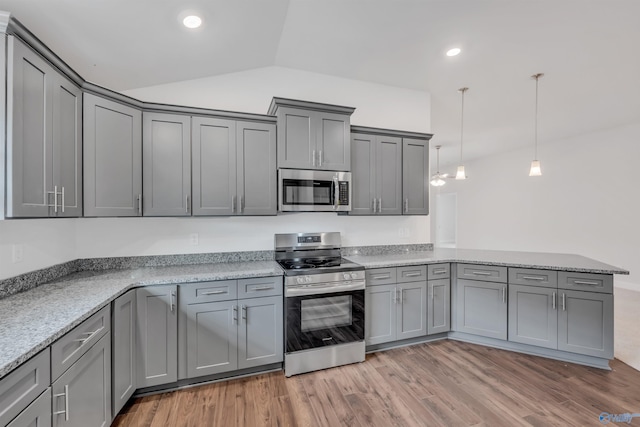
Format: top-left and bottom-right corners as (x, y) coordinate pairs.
(1, 0), (639, 166)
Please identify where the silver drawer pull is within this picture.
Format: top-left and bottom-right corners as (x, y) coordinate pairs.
(73, 326), (104, 344)
(432, 268), (447, 274)
(372, 274), (390, 280)
(202, 289), (227, 295)
(404, 272), (422, 277)
(471, 271), (492, 276)
(573, 280), (600, 286)
(522, 276), (545, 281)
(322, 337), (333, 341)
(251, 286), (274, 291)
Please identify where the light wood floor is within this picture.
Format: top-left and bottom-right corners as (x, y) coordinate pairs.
(112, 340), (640, 426)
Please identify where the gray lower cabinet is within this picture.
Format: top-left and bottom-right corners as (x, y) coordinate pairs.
(350, 132), (402, 215)
(136, 285), (177, 388)
(558, 290), (613, 358)
(397, 281), (428, 340)
(192, 117), (276, 216)
(402, 138), (429, 215)
(237, 296), (284, 369)
(112, 290), (136, 417)
(83, 93), (142, 217)
(52, 333), (111, 427)
(142, 112), (191, 216)
(365, 284), (396, 345)
(6, 388), (51, 427)
(455, 279), (508, 340)
(428, 279), (451, 335)
(6, 35), (82, 218)
(508, 284), (558, 349)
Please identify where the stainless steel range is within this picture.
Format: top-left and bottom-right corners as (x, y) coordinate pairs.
(275, 232), (365, 377)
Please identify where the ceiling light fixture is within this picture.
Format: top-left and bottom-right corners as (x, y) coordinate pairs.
(456, 87), (468, 180)
(529, 73), (544, 177)
(183, 15), (202, 29)
(446, 48), (461, 57)
(430, 145), (448, 187)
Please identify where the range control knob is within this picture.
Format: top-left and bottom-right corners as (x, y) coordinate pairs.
(343, 273), (351, 280)
(296, 277), (304, 285)
(350, 272), (359, 280)
(305, 276), (312, 283)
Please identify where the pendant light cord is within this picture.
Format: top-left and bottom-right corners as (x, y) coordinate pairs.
(458, 87), (468, 164)
(532, 74), (543, 160)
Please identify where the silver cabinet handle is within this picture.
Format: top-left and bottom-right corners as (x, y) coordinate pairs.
(502, 287), (506, 303)
(404, 272), (422, 277)
(233, 305), (238, 324)
(552, 291), (557, 310)
(522, 276), (545, 281)
(322, 337), (333, 342)
(241, 304), (247, 322)
(53, 384), (70, 421)
(138, 194), (142, 215)
(371, 199), (376, 212)
(251, 286), (274, 291)
(170, 291), (175, 313)
(372, 274), (390, 280)
(319, 150), (323, 167)
(54, 185), (58, 213)
(232, 195), (236, 213)
(573, 280), (599, 286)
(562, 293), (566, 311)
(404, 198), (409, 213)
(240, 196), (244, 213)
(378, 198), (382, 213)
(72, 326), (104, 345)
(432, 268), (447, 274)
(61, 186), (65, 213)
(312, 150), (316, 167)
(202, 289), (227, 295)
(186, 194), (190, 213)
(472, 271), (492, 276)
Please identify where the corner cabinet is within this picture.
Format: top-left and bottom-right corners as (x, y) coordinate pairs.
(268, 97), (355, 171)
(6, 35), (82, 218)
(192, 118), (277, 216)
(84, 93), (142, 217)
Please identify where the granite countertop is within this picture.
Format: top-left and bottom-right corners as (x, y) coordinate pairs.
(346, 248), (629, 275)
(0, 261), (283, 380)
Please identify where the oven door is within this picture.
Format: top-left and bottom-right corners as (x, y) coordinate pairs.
(285, 289), (365, 353)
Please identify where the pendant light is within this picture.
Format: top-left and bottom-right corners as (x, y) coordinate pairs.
(430, 145), (447, 187)
(456, 87), (469, 180)
(529, 73), (544, 176)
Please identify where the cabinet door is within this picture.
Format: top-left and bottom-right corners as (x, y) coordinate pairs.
(185, 300), (238, 378)
(83, 93), (142, 217)
(558, 290), (613, 358)
(6, 36), (53, 217)
(52, 333), (111, 427)
(350, 133), (376, 215)
(365, 284), (396, 345)
(508, 284), (557, 349)
(238, 296), (283, 370)
(315, 111), (350, 171)
(456, 279), (507, 340)
(376, 136), (402, 215)
(192, 117), (236, 215)
(428, 279), (450, 335)
(276, 107), (314, 169)
(237, 121), (277, 215)
(136, 286), (177, 388)
(402, 138), (429, 215)
(396, 282), (427, 340)
(112, 291), (136, 417)
(142, 113), (191, 216)
(52, 73), (82, 217)
(7, 388), (51, 427)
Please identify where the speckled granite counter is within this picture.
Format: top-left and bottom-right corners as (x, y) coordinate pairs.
(346, 248), (629, 275)
(0, 261), (283, 380)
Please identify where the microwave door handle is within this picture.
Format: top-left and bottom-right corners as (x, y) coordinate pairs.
(333, 176), (339, 210)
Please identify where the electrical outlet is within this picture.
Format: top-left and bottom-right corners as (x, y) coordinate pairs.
(397, 228), (410, 238)
(189, 233), (199, 245)
(12, 244), (24, 263)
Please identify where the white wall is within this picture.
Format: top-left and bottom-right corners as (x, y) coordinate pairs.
(1, 66), (431, 279)
(434, 122), (639, 286)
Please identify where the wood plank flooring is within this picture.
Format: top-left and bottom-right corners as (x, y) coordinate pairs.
(112, 340), (640, 426)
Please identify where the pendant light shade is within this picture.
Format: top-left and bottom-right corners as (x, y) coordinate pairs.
(529, 73), (544, 177)
(430, 145), (448, 187)
(456, 87), (468, 180)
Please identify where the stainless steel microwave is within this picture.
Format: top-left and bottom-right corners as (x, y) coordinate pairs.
(278, 169), (352, 212)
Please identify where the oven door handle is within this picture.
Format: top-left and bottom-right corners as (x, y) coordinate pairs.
(286, 280), (365, 297)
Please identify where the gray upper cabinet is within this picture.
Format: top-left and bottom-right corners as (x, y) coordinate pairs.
(508, 284), (558, 349)
(268, 98), (355, 171)
(237, 121), (277, 215)
(350, 131), (402, 215)
(402, 138), (429, 215)
(455, 278), (508, 340)
(6, 36), (82, 218)
(84, 93), (142, 217)
(112, 290), (136, 417)
(136, 285), (177, 388)
(143, 112), (191, 216)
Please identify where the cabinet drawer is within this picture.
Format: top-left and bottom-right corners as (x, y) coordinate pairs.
(0, 349), (50, 427)
(427, 263), (450, 280)
(457, 263), (507, 283)
(508, 268), (558, 288)
(366, 268), (397, 286)
(238, 276), (283, 299)
(51, 305), (110, 381)
(180, 280), (238, 303)
(558, 272), (613, 294)
(397, 265), (427, 283)
(6, 387), (51, 427)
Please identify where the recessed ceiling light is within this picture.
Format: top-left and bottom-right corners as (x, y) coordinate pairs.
(446, 48), (461, 57)
(183, 15), (202, 29)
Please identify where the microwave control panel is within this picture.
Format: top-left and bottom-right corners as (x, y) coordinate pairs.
(338, 182), (349, 205)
